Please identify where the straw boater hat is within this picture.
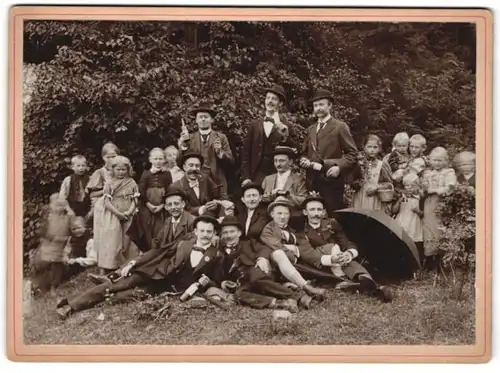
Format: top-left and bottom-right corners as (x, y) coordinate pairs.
(301, 192), (326, 210)
(309, 88), (334, 103)
(241, 182), (264, 196)
(273, 146), (298, 159)
(191, 105), (217, 118)
(267, 196), (294, 214)
(260, 84), (286, 103)
(219, 216), (243, 231)
(177, 151), (204, 168)
(193, 215), (221, 232)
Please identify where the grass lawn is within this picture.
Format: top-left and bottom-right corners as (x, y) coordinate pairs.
(23, 268), (475, 345)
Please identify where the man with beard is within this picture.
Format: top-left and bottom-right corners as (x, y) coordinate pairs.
(241, 84), (291, 187)
(211, 216), (313, 312)
(300, 89), (358, 216)
(236, 183), (270, 241)
(171, 152), (233, 217)
(298, 195), (393, 303)
(259, 197), (326, 299)
(56, 215), (222, 319)
(178, 106), (234, 196)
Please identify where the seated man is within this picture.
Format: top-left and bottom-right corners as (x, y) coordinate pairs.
(261, 146), (308, 208)
(259, 197), (326, 300)
(236, 182), (270, 241)
(56, 215), (222, 319)
(212, 216), (314, 312)
(171, 151), (233, 217)
(298, 194), (393, 303)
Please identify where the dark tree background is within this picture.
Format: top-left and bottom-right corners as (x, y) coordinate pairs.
(22, 21), (476, 255)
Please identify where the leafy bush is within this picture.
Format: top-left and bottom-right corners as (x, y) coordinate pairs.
(23, 21), (476, 256)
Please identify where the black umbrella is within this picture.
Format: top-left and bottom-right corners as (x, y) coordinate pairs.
(334, 208), (421, 277)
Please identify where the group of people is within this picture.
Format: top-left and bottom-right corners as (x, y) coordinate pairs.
(28, 84), (476, 319)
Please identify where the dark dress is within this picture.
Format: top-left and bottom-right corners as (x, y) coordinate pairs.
(127, 170), (172, 250)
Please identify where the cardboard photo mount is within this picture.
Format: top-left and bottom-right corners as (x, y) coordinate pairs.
(8, 6), (493, 363)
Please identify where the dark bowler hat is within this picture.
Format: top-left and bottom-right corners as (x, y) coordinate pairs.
(193, 215), (221, 232)
(241, 182), (264, 196)
(309, 88), (334, 103)
(164, 188), (186, 201)
(178, 151), (204, 168)
(191, 105), (217, 118)
(267, 196), (294, 214)
(260, 84), (286, 103)
(220, 216), (243, 231)
(301, 192), (327, 210)
(273, 145), (298, 159)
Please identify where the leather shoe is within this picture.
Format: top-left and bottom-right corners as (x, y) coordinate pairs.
(56, 305), (72, 320)
(298, 294), (313, 309)
(375, 286), (394, 303)
(275, 299), (299, 313)
(88, 273), (112, 285)
(302, 283), (326, 301)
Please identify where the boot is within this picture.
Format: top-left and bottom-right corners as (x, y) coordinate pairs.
(56, 305), (72, 320)
(88, 273), (112, 285)
(274, 299), (299, 313)
(335, 279), (360, 291)
(374, 286), (394, 303)
(302, 283), (326, 301)
(298, 294), (314, 309)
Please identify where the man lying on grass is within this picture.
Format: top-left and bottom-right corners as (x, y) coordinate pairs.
(56, 215), (222, 319)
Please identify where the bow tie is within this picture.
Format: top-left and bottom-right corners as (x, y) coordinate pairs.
(192, 246), (207, 253)
(264, 117), (275, 124)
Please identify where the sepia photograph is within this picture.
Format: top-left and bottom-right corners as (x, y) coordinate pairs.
(8, 6), (492, 363)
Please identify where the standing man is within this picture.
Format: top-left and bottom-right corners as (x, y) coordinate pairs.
(300, 89), (358, 216)
(178, 105), (234, 196)
(241, 84), (290, 187)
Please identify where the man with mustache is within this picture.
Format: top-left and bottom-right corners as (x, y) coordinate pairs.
(300, 89), (358, 216)
(211, 216), (313, 312)
(171, 152), (232, 218)
(178, 106), (234, 196)
(56, 215), (222, 319)
(298, 194), (393, 303)
(259, 197), (326, 299)
(241, 84), (291, 187)
(236, 183), (270, 241)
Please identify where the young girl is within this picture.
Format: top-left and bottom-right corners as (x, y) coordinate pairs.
(31, 194), (71, 297)
(63, 217), (96, 278)
(128, 148), (173, 250)
(383, 132), (411, 184)
(421, 147), (457, 264)
(351, 134), (393, 211)
(454, 151), (476, 188)
(393, 172), (424, 262)
(59, 155), (90, 218)
(164, 145), (184, 183)
(98, 156), (140, 274)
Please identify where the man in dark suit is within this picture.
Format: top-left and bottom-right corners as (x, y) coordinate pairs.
(300, 89), (358, 216)
(171, 152), (232, 217)
(178, 105), (234, 196)
(298, 195), (393, 303)
(236, 182), (270, 241)
(240, 84), (291, 187)
(56, 215), (222, 319)
(213, 216), (313, 311)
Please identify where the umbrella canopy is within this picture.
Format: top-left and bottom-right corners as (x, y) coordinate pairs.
(334, 208), (421, 277)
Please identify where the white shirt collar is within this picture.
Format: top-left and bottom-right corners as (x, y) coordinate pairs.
(463, 173), (474, 180)
(199, 128), (212, 136)
(277, 169), (291, 178)
(171, 215), (182, 224)
(318, 114), (332, 124)
(308, 221), (321, 230)
(194, 241), (211, 250)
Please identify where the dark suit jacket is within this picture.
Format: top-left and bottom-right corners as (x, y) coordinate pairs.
(151, 211), (196, 251)
(180, 130), (234, 194)
(171, 175), (224, 216)
(261, 171), (308, 208)
(241, 117), (291, 182)
(134, 237), (219, 282)
(236, 205), (270, 241)
(301, 117), (358, 189)
(298, 218), (360, 269)
(259, 220), (313, 260)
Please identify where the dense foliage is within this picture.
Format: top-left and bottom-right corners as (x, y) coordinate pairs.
(23, 21), (476, 255)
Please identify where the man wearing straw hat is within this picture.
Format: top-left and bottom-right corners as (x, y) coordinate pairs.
(300, 89), (358, 216)
(240, 84), (291, 187)
(178, 105), (234, 196)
